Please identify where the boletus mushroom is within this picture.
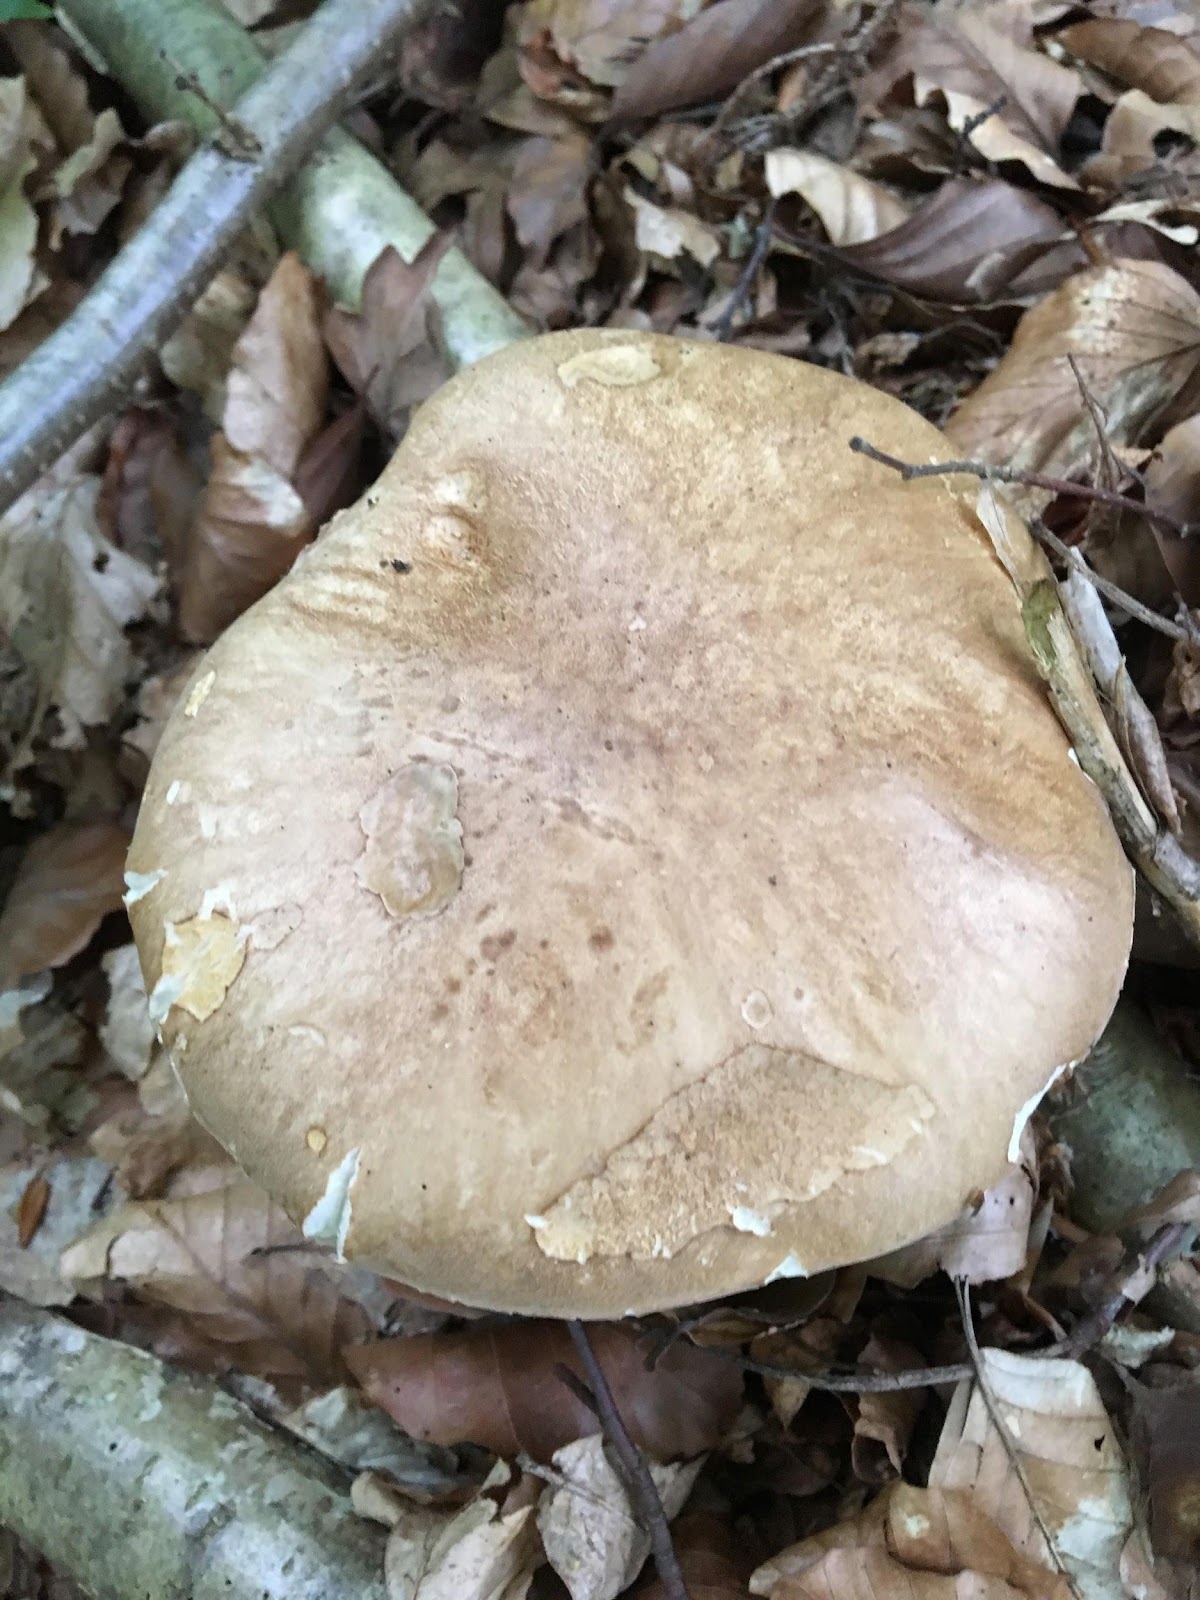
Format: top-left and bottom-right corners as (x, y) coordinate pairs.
(127, 331), (1133, 1317)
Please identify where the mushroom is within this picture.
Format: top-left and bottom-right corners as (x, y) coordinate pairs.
(127, 330), (1133, 1317)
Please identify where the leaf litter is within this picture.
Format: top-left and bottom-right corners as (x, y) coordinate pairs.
(5, 0), (1200, 1595)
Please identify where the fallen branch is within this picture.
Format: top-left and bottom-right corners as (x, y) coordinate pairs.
(564, 1321), (692, 1600)
(0, 1293), (387, 1600)
(0, 0), (441, 516)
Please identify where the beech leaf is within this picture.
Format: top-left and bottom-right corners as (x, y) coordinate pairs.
(345, 1319), (743, 1463)
(0, 817), (129, 987)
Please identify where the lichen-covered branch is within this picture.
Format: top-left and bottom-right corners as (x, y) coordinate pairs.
(58, 0), (530, 353)
(0, 1294), (387, 1600)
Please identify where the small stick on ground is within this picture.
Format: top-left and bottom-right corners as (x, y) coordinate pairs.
(563, 1321), (692, 1600)
(1053, 1221), (1191, 1361)
(713, 199), (777, 342)
(848, 436), (1197, 542)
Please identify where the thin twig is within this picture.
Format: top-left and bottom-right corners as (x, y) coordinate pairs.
(1053, 1221), (1190, 1361)
(703, 42), (838, 146)
(713, 199), (777, 342)
(848, 436), (1197, 541)
(0, 0), (438, 517)
(565, 1322), (691, 1600)
(955, 1281), (1083, 1600)
(1031, 521), (1190, 642)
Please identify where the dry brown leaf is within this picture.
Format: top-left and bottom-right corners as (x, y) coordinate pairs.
(60, 1176), (383, 1393)
(930, 1349), (1132, 1600)
(632, 1511), (752, 1598)
(766, 147), (909, 246)
(858, 0), (1083, 190)
(1086, 88), (1200, 190)
(519, 0), (688, 94)
(15, 1169), (49, 1247)
(851, 1335), (928, 1484)
(507, 130), (594, 265)
(829, 177), (1067, 304)
(948, 258), (1200, 477)
(610, 0), (824, 122)
(753, 1484), (1070, 1600)
(324, 236), (454, 443)
(1130, 1378), (1200, 1566)
(345, 1319), (744, 1463)
(159, 266), (262, 422)
(223, 251), (329, 478)
(0, 817), (129, 987)
(1058, 19), (1200, 103)
(538, 1433), (702, 1600)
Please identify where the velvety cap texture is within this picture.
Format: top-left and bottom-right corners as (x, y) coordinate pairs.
(127, 330), (1133, 1316)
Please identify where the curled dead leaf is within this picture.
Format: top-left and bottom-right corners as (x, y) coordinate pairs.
(345, 1319), (743, 1463)
(767, 147), (909, 247)
(1058, 18), (1200, 104)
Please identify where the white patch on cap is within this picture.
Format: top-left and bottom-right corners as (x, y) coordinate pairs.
(184, 671), (216, 717)
(524, 1214), (548, 1230)
(123, 869), (165, 906)
(765, 1253), (808, 1283)
(166, 781), (182, 806)
(1008, 1059), (1074, 1163)
(727, 1205), (773, 1237)
(302, 1147), (361, 1260)
(147, 972), (185, 1026)
(198, 882), (238, 921)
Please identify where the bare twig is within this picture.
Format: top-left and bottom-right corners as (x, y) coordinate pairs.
(565, 1322), (691, 1600)
(0, 0), (440, 517)
(703, 42), (838, 146)
(1031, 521), (1190, 642)
(713, 199), (778, 342)
(848, 436), (1197, 541)
(955, 1281), (1083, 1600)
(1053, 1221), (1190, 1361)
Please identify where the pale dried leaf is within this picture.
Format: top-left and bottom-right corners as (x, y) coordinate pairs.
(0, 471), (161, 742)
(930, 1349), (1132, 1600)
(284, 1386), (467, 1499)
(159, 268), (260, 423)
(223, 251), (329, 479)
(948, 259), (1200, 478)
(60, 1177), (381, 1391)
(0, 978), (89, 1131)
(859, 0), (1083, 189)
(1089, 87), (1200, 188)
(178, 435), (313, 644)
(766, 147), (908, 246)
(625, 186), (721, 265)
(1146, 412), (1200, 606)
(852, 1336), (929, 1482)
(538, 1434), (702, 1600)
(0, 80), (41, 332)
(0, 817), (129, 986)
(610, 0), (823, 121)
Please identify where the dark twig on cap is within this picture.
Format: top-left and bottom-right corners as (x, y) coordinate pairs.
(848, 436), (1197, 543)
(562, 1321), (692, 1600)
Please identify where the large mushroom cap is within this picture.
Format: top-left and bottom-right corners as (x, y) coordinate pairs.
(128, 330), (1132, 1317)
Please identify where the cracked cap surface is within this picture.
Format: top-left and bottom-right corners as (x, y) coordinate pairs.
(127, 330), (1133, 1316)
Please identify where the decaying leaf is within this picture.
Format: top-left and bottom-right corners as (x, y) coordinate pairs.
(60, 1176), (388, 1394)
(508, 130), (594, 265)
(930, 1348), (1132, 1600)
(538, 1433), (702, 1600)
(947, 258), (1200, 479)
(0, 78), (44, 332)
(858, 0), (1083, 189)
(850, 1334), (929, 1484)
(767, 147), (909, 247)
(0, 817), (129, 987)
(1145, 411), (1200, 607)
(324, 236), (454, 443)
(1057, 18), (1200, 105)
(633, 1510), (752, 1598)
(519, 0), (688, 97)
(610, 0), (823, 122)
(346, 1318), (743, 1463)
(751, 1482), (1072, 1599)
(179, 251), (329, 643)
(624, 186), (721, 266)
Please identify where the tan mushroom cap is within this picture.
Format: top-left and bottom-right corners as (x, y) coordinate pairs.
(128, 330), (1132, 1317)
